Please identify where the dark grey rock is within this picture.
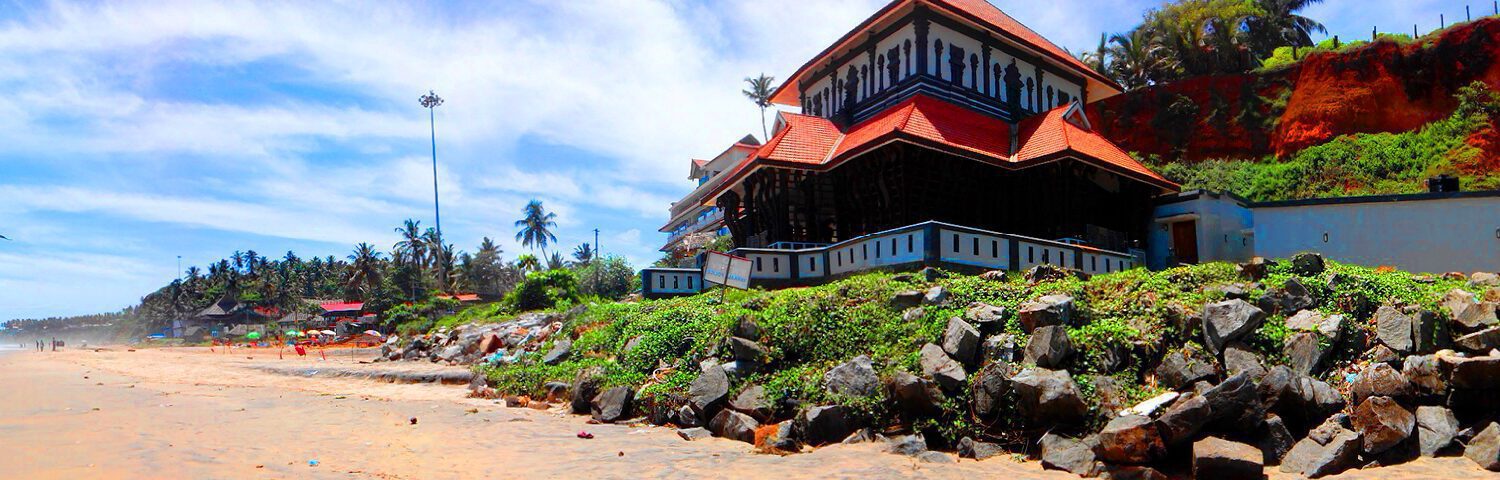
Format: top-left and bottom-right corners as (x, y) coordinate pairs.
(1402, 354), (1446, 395)
(1024, 264), (1071, 283)
(982, 334), (1017, 363)
(689, 360), (729, 416)
(1365, 344), (1401, 364)
(841, 428), (876, 444)
(1350, 363), (1411, 404)
(766, 420), (800, 453)
(1278, 277), (1317, 313)
(1260, 414), (1296, 465)
(707, 409), (758, 444)
(1096, 415), (1166, 464)
(733, 316), (762, 340)
(1203, 372), (1266, 432)
(801, 405), (853, 446)
(1279, 427), (1360, 478)
(675, 405), (701, 428)
(1099, 465), (1168, 480)
(1202, 299), (1267, 353)
(1157, 394), (1211, 444)
(1192, 436), (1264, 480)
(1155, 350), (1217, 390)
(1091, 375), (1131, 418)
(1415, 405), (1458, 457)
(541, 339), (572, 365)
(1376, 306), (1415, 353)
(1223, 342), (1267, 379)
(1291, 252), (1325, 276)
(728, 337), (767, 367)
(730, 384), (773, 421)
(916, 451), (955, 463)
(1023, 325), (1073, 368)
(1351, 396), (1414, 454)
(824, 355), (879, 397)
(1411, 310), (1445, 353)
(1011, 367), (1087, 426)
(958, 436), (1004, 460)
(1040, 433), (1100, 477)
(1449, 356), (1500, 390)
(1465, 422), (1500, 471)
(889, 370), (945, 417)
(923, 286), (949, 306)
(892, 290), (924, 308)
(590, 386), (634, 423)
(964, 302), (1007, 333)
(971, 362), (1010, 420)
(1018, 294), (1073, 333)
(1456, 302), (1500, 332)
(1456, 326), (1500, 353)
(941, 317), (980, 363)
(884, 433), (928, 456)
(1283, 332), (1328, 376)
(677, 427), (711, 441)
(919, 343), (966, 390)
(570, 365), (605, 414)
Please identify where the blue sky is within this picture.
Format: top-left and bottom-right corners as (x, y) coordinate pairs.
(0, 0), (1468, 321)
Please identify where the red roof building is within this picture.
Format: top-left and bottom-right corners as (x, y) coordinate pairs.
(681, 0), (1177, 255)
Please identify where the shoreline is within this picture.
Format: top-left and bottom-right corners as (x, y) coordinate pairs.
(0, 347), (1480, 479)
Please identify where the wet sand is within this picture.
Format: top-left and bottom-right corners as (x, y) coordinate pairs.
(0, 348), (1482, 479)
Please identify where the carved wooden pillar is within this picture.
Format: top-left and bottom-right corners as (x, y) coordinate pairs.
(982, 44), (992, 96)
(914, 13), (929, 77)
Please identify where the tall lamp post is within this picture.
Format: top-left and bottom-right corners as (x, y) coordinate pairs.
(419, 90), (446, 290)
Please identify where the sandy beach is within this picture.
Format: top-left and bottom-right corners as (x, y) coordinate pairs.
(0, 347), (1481, 479)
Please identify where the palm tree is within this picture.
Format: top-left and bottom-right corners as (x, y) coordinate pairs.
(393, 219), (427, 269)
(516, 254), (541, 273)
(743, 74), (776, 141)
(1076, 33), (1111, 78)
(572, 243), (594, 265)
(1247, 0), (1326, 60)
(514, 200), (558, 259)
(244, 250), (260, 277)
(1108, 29), (1166, 90)
(547, 252), (566, 271)
(347, 243), (383, 297)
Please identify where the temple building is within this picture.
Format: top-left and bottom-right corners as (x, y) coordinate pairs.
(657, 135), (761, 264)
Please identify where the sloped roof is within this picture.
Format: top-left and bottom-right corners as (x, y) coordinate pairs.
(705, 95), (1176, 205)
(769, 0), (1121, 106)
(320, 302), (364, 313)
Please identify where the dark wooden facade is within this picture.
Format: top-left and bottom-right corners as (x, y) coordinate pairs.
(717, 143), (1156, 251)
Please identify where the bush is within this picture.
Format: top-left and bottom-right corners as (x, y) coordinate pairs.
(507, 269), (581, 312)
(574, 255), (638, 299)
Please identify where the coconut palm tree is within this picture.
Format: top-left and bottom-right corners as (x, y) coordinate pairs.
(347, 243), (383, 297)
(515, 254), (541, 273)
(514, 200), (558, 259)
(1247, 0), (1326, 60)
(1108, 29), (1167, 90)
(572, 243), (594, 265)
(743, 74), (776, 141)
(547, 252), (566, 271)
(393, 219), (427, 269)
(1076, 33), (1111, 78)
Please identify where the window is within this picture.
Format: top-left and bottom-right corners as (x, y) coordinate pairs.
(862, 244), (868, 260)
(756, 257), (763, 271)
(1091, 256), (1097, 271)
(972, 237), (979, 256)
(991, 240), (998, 258)
(907, 235), (914, 253)
(1028, 246), (1034, 263)
(673, 276), (679, 289)
(658, 275), (665, 289)
(1042, 249), (1049, 264)
(687, 276), (694, 290)
(876, 241), (881, 258)
(772, 257), (779, 273)
(808, 257), (815, 271)
(891, 238), (897, 256)
(952, 234), (959, 253)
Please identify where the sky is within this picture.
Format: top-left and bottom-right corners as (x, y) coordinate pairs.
(0, 0), (1469, 321)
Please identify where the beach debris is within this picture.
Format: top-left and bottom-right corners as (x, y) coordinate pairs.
(576, 430), (594, 439)
(409, 417), (418, 425)
(308, 460), (319, 467)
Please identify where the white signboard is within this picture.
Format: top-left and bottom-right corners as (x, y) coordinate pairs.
(702, 251), (753, 290)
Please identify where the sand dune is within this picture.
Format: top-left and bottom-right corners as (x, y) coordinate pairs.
(0, 348), (1479, 479)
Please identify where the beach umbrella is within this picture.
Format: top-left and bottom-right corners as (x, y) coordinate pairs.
(305, 329), (319, 335)
(363, 330), (382, 337)
(285, 330), (301, 337)
(246, 332), (262, 340)
(320, 330), (336, 336)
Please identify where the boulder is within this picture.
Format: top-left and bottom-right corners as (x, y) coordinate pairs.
(1456, 302), (1500, 332)
(964, 303), (1007, 333)
(1286, 310), (1344, 341)
(1277, 278), (1317, 313)
(1489, 287), (1500, 302)
(1402, 354), (1446, 395)
(570, 366), (605, 414)
(1091, 376), (1131, 418)
(941, 317), (981, 363)
(978, 270), (1007, 281)
(762, 420), (800, 454)
(1375, 306), (1415, 353)
(1202, 372), (1266, 432)
(1040, 433), (1101, 477)
(800, 405), (853, 446)
(919, 343), (966, 390)
(916, 451), (954, 463)
(477, 333), (503, 355)
(892, 290), (924, 308)
(1211, 283), (1250, 300)
(1410, 310), (1445, 353)
(1023, 325), (1073, 368)
(733, 316), (762, 340)
(1455, 327), (1500, 353)
(923, 286), (949, 306)
(676, 427), (712, 441)
(1260, 414), (1296, 465)
(1280, 427), (1361, 478)
(889, 370), (945, 417)
(1222, 342), (1266, 379)
(919, 266), (944, 282)
(902, 307), (925, 323)
(543, 381), (570, 402)
(1415, 406), (1458, 457)
(1019, 294), (1074, 333)
(1442, 289), (1477, 316)
(982, 334), (1017, 363)
(1351, 363), (1412, 404)
(841, 428), (876, 444)
(1471, 272), (1500, 288)
(689, 360), (730, 417)
(1099, 465), (1168, 480)
(1290, 252), (1325, 276)
(1238, 257), (1274, 280)
(541, 339), (571, 365)
(1096, 415), (1167, 464)
(708, 409), (759, 444)
(1289, 375), (1347, 427)
(674, 405), (702, 428)
(1120, 391), (1180, 417)
(824, 355), (879, 397)
(971, 362), (1010, 420)
(590, 386), (634, 423)
(1283, 332), (1328, 376)
(1351, 396), (1414, 454)
(728, 337), (767, 366)
(958, 437), (1005, 460)
(1154, 350), (1217, 390)
(1364, 344), (1401, 364)
(1157, 394), (1211, 444)
(730, 384), (774, 421)
(1450, 356), (1500, 389)
(1011, 367), (1088, 425)
(436, 344), (464, 362)
(1202, 300), (1266, 353)
(1193, 436), (1264, 480)
(1024, 264), (1071, 283)
(1465, 422), (1500, 471)
(884, 433), (928, 456)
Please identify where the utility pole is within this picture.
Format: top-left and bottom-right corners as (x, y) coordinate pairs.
(177, 255), (182, 283)
(419, 90), (446, 291)
(593, 228), (601, 291)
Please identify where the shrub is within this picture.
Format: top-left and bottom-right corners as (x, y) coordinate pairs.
(507, 269), (581, 312)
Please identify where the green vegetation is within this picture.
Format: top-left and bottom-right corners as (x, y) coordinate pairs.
(1152, 81), (1500, 201)
(479, 259), (1482, 444)
(1257, 35), (1414, 71)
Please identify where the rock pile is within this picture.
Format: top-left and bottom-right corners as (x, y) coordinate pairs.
(378, 311), (570, 367)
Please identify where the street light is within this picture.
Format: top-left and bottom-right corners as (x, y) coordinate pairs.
(419, 90), (446, 290)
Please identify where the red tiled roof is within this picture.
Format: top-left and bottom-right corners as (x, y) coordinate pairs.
(769, 0), (1121, 106)
(320, 302), (363, 313)
(703, 95), (1176, 205)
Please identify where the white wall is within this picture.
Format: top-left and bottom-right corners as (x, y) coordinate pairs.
(1254, 196), (1500, 273)
(827, 230), (926, 275)
(1149, 192), (1255, 269)
(645, 270), (703, 295)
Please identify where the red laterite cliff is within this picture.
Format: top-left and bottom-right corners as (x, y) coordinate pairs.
(1087, 17), (1500, 162)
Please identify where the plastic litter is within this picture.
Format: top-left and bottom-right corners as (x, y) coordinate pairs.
(308, 460), (319, 467)
(577, 431), (594, 439)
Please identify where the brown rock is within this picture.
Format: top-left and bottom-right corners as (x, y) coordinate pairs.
(1192, 436), (1264, 480)
(1095, 415), (1166, 464)
(1351, 396), (1415, 454)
